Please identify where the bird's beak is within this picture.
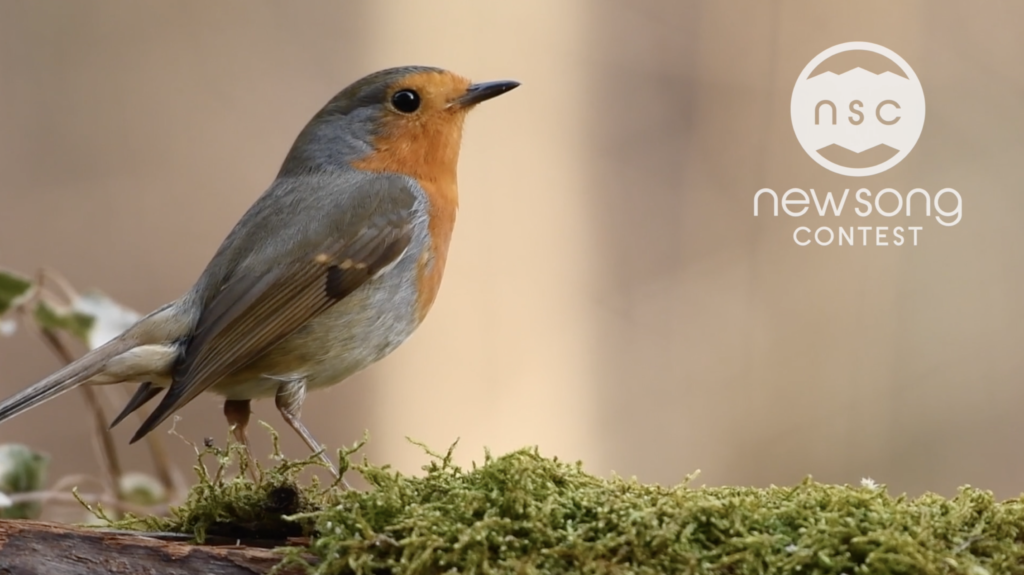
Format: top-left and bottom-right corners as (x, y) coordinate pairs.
(452, 80), (520, 108)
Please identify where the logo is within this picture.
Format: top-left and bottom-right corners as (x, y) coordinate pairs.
(752, 42), (963, 247)
(790, 42), (925, 177)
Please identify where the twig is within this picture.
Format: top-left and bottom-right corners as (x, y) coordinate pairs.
(38, 266), (81, 302)
(102, 384), (183, 498)
(50, 473), (106, 493)
(18, 272), (128, 513)
(5, 490), (161, 517)
(11, 269), (186, 516)
(144, 422), (182, 496)
(38, 268), (181, 503)
(37, 327), (127, 505)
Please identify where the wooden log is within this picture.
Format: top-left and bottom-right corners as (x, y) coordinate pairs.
(0, 519), (311, 575)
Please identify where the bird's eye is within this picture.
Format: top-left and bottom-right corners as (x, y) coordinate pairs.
(390, 89), (421, 113)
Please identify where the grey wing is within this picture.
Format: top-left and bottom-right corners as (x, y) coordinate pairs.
(129, 175), (418, 442)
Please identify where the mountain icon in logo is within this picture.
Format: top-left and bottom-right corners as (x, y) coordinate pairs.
(791, 42), (925, 177)
(806, 50), (908, 79)
(817, 143), (899, 168)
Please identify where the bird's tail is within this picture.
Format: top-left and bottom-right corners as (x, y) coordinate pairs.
(0, 301), (186, 425)
(0, 335), (136, 425)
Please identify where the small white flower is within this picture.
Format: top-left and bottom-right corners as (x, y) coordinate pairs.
(785, 544), (799, 553)
(0, 491), (11, 508)
(860, 477), (879, 490)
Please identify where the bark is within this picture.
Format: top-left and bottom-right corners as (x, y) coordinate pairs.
(0, 519), (312, 575)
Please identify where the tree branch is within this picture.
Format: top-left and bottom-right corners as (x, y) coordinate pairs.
(0, 519), (313, 575)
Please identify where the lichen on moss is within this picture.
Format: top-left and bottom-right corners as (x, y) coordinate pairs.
(90, 426), (1024, 575)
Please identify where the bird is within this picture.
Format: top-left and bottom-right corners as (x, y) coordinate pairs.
(0, 65), (519, 480)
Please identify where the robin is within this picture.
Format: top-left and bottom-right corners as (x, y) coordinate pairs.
(0, 65), (519, 481)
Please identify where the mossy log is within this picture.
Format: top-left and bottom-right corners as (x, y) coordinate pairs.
(6, 434), (1024, 574)
(0, 519), (307, 574)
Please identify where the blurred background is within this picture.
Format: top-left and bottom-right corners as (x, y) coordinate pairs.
(1, 0), (1023, 517)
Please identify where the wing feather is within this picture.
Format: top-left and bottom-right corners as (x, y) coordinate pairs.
(129, 178), (417, 442)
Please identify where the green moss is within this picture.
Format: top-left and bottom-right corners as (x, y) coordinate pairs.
(94, 423), (348, 542)
(90, 428), (1024, 575)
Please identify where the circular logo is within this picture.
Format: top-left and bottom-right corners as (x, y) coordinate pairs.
(791, 42), (925, 177)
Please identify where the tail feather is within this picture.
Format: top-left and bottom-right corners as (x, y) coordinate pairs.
(109, 382), (163, 429)
(0, 337), (135, 424)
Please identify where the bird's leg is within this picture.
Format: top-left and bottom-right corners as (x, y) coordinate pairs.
(223, 399), (258, 481)
(275, 380), (351, 488)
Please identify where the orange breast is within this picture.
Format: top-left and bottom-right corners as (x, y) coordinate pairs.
(412, 179), (457, 322)
(349, 69), (470, 323)
(350, 108), (463, 323)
